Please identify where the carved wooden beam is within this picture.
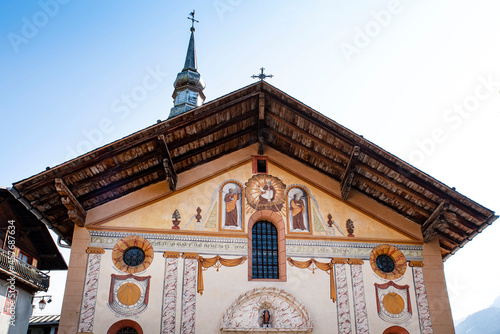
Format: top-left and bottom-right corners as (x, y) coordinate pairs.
(55, 178), (86, 227)
(158, 135), (178, 191)
(340, 146), (360, 200)
(422, 200), (448, 231)
(258, 93), (266, 155)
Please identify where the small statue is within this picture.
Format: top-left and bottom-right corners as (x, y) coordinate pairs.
(262, 309), (271, 327)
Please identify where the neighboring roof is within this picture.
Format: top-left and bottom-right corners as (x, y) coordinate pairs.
(11, 81), (497, 259)
(0, 188), (67, 270)
(29, 314), (60, 326)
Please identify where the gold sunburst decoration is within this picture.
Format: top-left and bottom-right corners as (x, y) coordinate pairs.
(245, 174), (286, 212)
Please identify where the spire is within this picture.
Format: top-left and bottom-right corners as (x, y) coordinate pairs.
(168, 10), (206, 119)
(183, 29), (197, 71)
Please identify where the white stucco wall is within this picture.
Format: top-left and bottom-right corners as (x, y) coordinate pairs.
(0, 278), (34, 334)
(196, 255), (336, 333)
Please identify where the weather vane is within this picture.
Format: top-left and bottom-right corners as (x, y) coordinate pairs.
(251, 67), (273, 81)
(188, 10), (199, 31)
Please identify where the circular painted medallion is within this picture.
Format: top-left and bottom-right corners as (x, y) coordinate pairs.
(245, 174), (286, 212)
(370, 244), (406, 280)
(112, 236), (154, 274)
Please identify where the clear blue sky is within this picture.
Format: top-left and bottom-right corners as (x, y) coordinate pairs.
(1, 0), (499, 323)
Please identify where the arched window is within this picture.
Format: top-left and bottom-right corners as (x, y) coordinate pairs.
(252, 221), (279, 279)
(107, 320), (143, 334)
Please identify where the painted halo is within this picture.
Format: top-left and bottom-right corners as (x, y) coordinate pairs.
(370, 244), (406, 280)
(112, 235), (154, 274)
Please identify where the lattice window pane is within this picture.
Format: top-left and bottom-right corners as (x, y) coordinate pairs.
(252, 221), (279, 279)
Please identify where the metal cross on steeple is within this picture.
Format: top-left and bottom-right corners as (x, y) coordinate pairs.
(251, 67), (273, 81)
(188, 10), (199, 31)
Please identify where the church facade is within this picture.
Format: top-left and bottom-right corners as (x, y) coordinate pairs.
(9, 17), (497, 334)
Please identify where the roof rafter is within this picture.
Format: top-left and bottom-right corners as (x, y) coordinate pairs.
(158, 135), (178, 191)
(341, 146), (360, 200)
(54, 178), (86, 227)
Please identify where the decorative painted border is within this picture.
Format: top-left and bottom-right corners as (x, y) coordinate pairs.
(181, 255), (198, 334)
(412, 267), (433, 334)
(287, 240), (422, 260)
(78, 252), (102, 333)
(161, 253), (180, 334)
(112, 235), (154, 274)
(335, 263), (352, 334)
(369, 244), (407, 280)
(91, 231), (423, 262)
(350, 263), (369, 333)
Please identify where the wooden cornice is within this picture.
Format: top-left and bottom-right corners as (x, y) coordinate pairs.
(55, 178), (86, 227)
(158, 135), (177, 191)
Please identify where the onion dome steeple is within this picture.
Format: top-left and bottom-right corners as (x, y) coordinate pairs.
(168, 10), (206, 119)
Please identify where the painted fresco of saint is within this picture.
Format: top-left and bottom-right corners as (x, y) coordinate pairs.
(288, 187), (309, 232)
(224, 187), (241, 227)
(221, 182), (243, 229)
(291, 193), (306, 230)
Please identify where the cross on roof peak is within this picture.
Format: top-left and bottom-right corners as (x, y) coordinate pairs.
(251, 67), (273, 81)
(188, 10), (199, 31)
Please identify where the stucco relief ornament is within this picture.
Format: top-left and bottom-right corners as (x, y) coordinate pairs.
(245, 174), (286, 212)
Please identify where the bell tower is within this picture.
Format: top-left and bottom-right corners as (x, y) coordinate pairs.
(168, 10), (206, 119)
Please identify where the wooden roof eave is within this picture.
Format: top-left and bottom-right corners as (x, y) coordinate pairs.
(9, 81), (496, 259)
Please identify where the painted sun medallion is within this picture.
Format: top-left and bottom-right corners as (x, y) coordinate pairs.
(245, 174), (286, 212)
(109, 274), (150, 316)
(382, 292), (405, 315)
(117, 283), (141, 306)
(375, 281), (412, 324)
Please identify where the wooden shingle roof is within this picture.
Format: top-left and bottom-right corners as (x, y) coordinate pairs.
(12, 81), (497, 259)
